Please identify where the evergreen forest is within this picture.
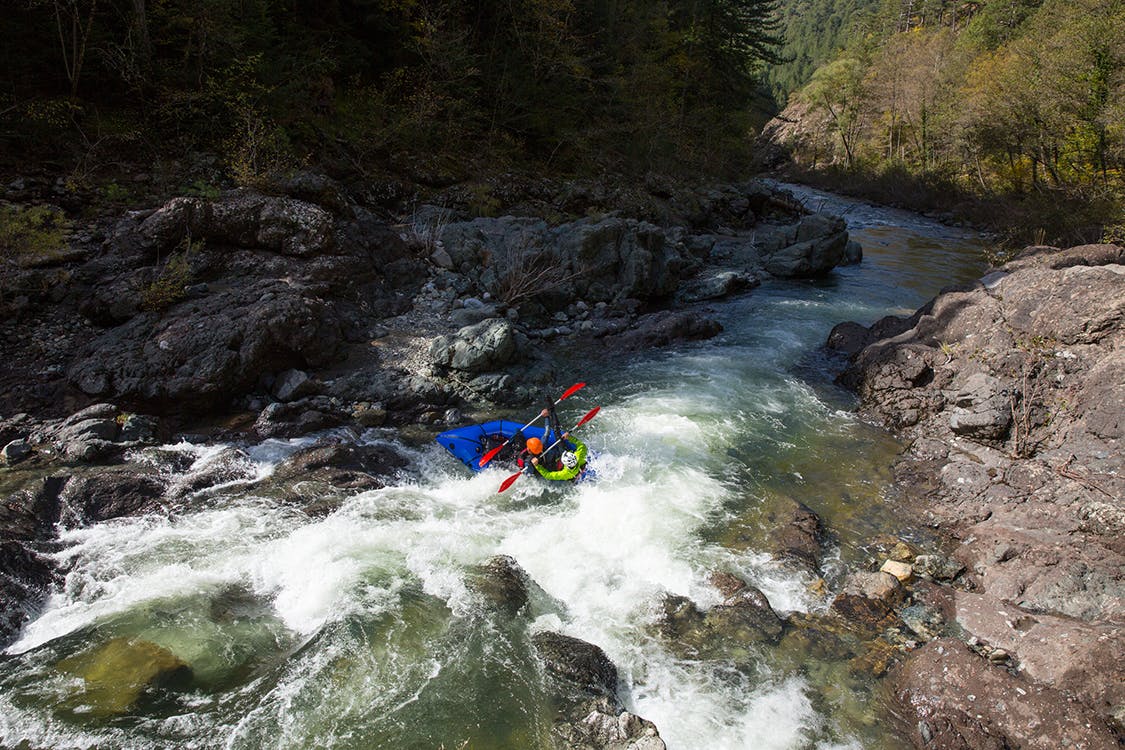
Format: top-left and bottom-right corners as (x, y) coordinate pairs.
(1, 0), (784, 185)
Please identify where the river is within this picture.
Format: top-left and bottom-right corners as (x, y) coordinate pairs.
(0, 184), (987, 749)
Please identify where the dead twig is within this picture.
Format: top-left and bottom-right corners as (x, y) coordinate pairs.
(1054, 456), (1115, 499)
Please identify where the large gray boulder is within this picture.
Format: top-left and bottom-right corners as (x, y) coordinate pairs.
(131, 192), (335, 258)
(556, 217), (682, 303)
(437, 216), (687, 313)
(68, 281), (346, 410)
(24, 404), (161, 464)
(428, 318), (522, 373)
(763, 214), (849, 277)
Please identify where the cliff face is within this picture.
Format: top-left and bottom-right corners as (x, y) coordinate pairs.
(831, 243), (1125, 746)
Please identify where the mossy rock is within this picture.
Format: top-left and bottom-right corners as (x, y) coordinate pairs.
(57, 637), (192, 715)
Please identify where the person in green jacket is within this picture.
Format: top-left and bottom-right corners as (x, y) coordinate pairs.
(531, 432), (588, 481)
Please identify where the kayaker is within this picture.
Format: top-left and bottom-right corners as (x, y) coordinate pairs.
(530, 432), (588, 481)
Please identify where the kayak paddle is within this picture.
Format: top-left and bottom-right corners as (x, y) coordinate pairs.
(478, 382), (585, 468)
(498, 406), (600, 493)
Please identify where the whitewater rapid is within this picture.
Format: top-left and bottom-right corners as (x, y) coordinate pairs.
(0, 183), (987, 750)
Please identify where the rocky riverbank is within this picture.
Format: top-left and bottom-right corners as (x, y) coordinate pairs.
(1, 174), (853, 428)
(828, 243), (1125, 747)
(1, 174), (858, 747)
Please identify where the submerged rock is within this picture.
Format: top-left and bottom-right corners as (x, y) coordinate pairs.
(768, 497), (823, 573)
(657, 575), (785, 661)
(608, 310), (722, 350)
(703, 589), (785, 646)
(466, 555), (532, 617)
(57, 637), (193, 716)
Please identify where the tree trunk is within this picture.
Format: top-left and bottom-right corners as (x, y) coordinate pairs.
(132, 0), (151, 73)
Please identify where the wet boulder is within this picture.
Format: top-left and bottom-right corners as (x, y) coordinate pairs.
(466, 555), (533, 617)
(0, 476), (67, 540)
(533, 631), (619, 698)
(775, 611), (862, 666)
(552, 696), (667, 750)
(0, 540), (56, 647)
(657, 576), (785, 660)
(166, 446), (258, 499)
(533, 630), (668, 749)
(1, 439), (32, 464)
(58, 470), (167, 526)
(703, 584), (785, 646)
(267, 437), (410, 514)
(830, 571), (905, 629)
(57, 637), (193, 716)
(767, 497), (823, 573)
(0, 476), (69, 645)
(656, 594), (707, 645)
(272, 438), (409, 484)
(677, 270), (759, 303)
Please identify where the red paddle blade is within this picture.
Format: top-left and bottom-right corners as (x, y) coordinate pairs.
(479, 445), (503, 468)
(559, 382), (585, 400)
(498, 471), (522, 493)
(574, 406), (600, 428)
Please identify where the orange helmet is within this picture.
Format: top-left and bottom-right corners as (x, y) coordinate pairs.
(526, 437), (544, 455)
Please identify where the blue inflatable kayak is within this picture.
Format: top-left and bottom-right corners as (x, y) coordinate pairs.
(436, 420), (560, 472)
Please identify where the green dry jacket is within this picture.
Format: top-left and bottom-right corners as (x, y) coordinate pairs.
(534, 438), (588, 481)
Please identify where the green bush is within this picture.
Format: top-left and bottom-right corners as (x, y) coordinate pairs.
(183, 180), (222, 200)
(141, 238), (200, 312)
(0, 204), (71, 266)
